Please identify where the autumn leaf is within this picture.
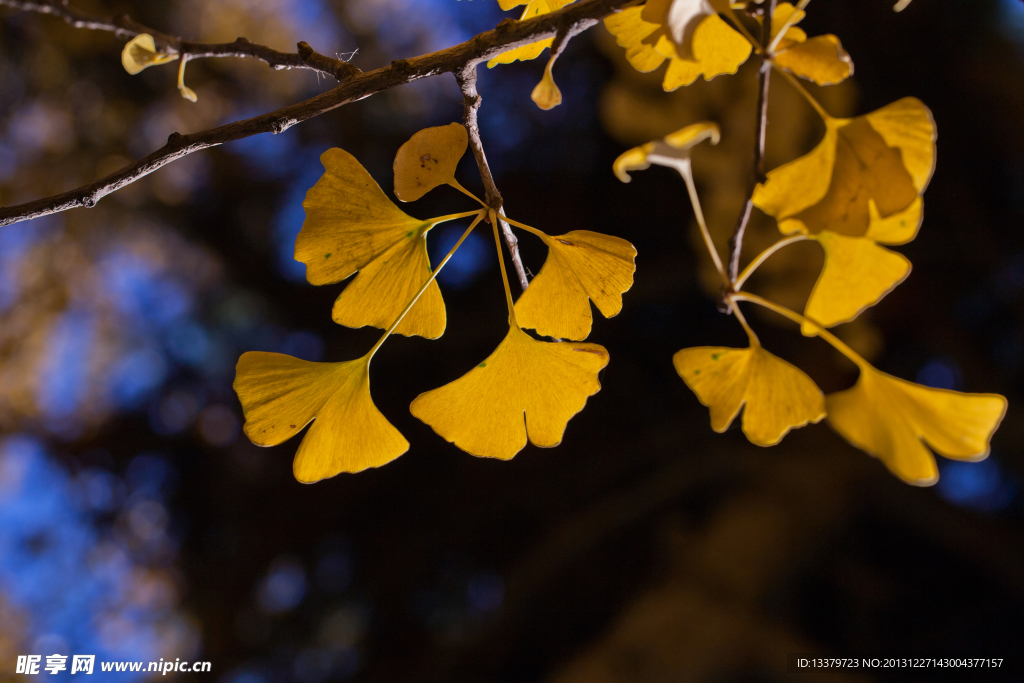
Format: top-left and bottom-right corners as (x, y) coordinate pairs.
(827, 364), (1007, 486)
(531, 57), (563, 110)
(410, 324), (608, 459)
(613, 121), (721, 182)
(296, 148), (457, 340)
(121, 34), (178, 74)
(393, 123), (469, 202)
(764, 2), (853, 86)
(673, 343), (825, 446)
(488, 0), (578, 67)
(604, 0), (752, 91)
(752, 98), (936, 332)
(234, 352), (409, 483)
(513, 229), (636, 341)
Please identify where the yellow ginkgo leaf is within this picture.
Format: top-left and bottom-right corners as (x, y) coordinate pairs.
(673, 343), (826, 446)
(604, 1), (751, 92)
(121, 34), (178, 75)
(774, 35), (853, 86)
(827, 364), (1007, 486)
(753, 98), (935, 330)
(410, 325), (608, 459)
(296, 148), (445, 339)
(393, 123), (469, 202)
(488, 0), (578, 67)
(531, 57), (563, 110)
(613, 121), (720, 182)
(234, 352), (409, 483)
(802, 231), (911, 333)
(514, 230), (636, 340)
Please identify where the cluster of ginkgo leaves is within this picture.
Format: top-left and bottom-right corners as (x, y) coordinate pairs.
(230, 124), (637, 483)
(206, 0), (1002, 487)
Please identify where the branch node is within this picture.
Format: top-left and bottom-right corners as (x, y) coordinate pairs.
(166, 132), (185, 147)
(495, 17), (517, 32)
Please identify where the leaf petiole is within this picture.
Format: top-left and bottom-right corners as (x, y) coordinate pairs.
(499, 215), (546, 240)
(490, 209), (519, 327)
(771, 63), (830, 120)
(734, 234), (811, 289)
(368, 209), (486, 359)
(677, 158), (732, 290)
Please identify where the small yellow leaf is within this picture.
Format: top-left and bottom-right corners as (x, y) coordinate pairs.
(674, 344), (826, 446)
(827, 365), (1006, 486)
(487, 0), (578, 67)
(774, 35), (854, 86)
(121, 34), (178, 75)
(802, 231), (910, 334)
(613, 121), (720, 182)
(296, 148), (445, 339)
(410, 325), (608, 459)
(234, 352), (409, 483)
(515, 230), (637, 340)
(531, 58), (563, 110)
(393, 123), (469, 202)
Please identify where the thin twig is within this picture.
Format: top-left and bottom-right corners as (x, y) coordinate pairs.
(0, 0), (358, 80)
(0, 0), (634, 228)
(727, 0), (775, 285)
(457, 65), (530, 292)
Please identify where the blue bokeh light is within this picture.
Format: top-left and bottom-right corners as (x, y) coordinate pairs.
(430, 223), (493, 289)
(937, 457), (1016, 513)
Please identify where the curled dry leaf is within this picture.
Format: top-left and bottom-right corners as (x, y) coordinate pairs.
(410, 325), (609, 460)
(121, 34), (178, 75)
(827, 364), (1006, 486)
(488, 0), (578, 67)
(753, 98), (935, 332)
(767, 2), (854, 86)
(234, 352), (409, 483)
(297, 148), (446, 339)
(673, 344), (826, 446)
(531, 57), (563, 110)
(515, 230), (636, 341)
(613, 121), (720, 182)
(604, 0), (751, 91)
(393, 123), (469, 202)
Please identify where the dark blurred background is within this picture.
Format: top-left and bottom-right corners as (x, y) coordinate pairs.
(1, 0), (1023, 681)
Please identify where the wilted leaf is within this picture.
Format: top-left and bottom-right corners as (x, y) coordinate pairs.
(296, 148), (446, 339)
(531, 57), (563, 110)
(673, 343), (826, 446)
(121, 34), (178, 75)
(234, 352), (408, 483)
(410, 325), (608, 459)
(613, 121), (720, 182)
(393, 123), (469, 202)
(827, 364), (1007, 486)
(515, 230), (636, 340)
(604, 2), (751, 92)
(765, 2), (853, 86)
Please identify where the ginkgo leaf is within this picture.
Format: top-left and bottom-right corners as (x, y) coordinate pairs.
(515, 230), (637, 340)
(753, 98), (936, 237)
(613, 121), (720, 182)
(393, 123), (469, 202)
(827, 364), (1007, 486)
(234, 352), (409, 483)
(802, 231), (911, 334)
(673, 344), (826, 446)
(604, 2), (751, 92)
(410, 325), (608, 459)
(488, 0), (578, 67)
(531, 57), (563, 110)
(774, 35), (853, 86)
(121, 34), (178, 75)
(296, 148), (445, 339)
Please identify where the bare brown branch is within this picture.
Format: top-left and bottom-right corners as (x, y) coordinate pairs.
(0, 0), (633, 228)
(0, 0), (357, 79)
(727, 0), (775, 285)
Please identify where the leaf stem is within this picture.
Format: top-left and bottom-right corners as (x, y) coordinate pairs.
(430, 209), (487, 225)
(730, 292), (866, 368)
(677, 158), (731, 290)
(368, 210), (486, 359)
(772, 63), (830, 120)
(448, 180), (487, 207)
(733, 234), (810, 290)
(491, 209), (520, 327)
(500, 215), (547, 240)
(731, 303), (760, 346)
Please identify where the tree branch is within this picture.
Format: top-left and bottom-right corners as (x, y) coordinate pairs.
(0, 0), (634, 228)
(0, 0), (358, 80)
(727, 0), (775, 285)
(456, 65), (531, 292)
